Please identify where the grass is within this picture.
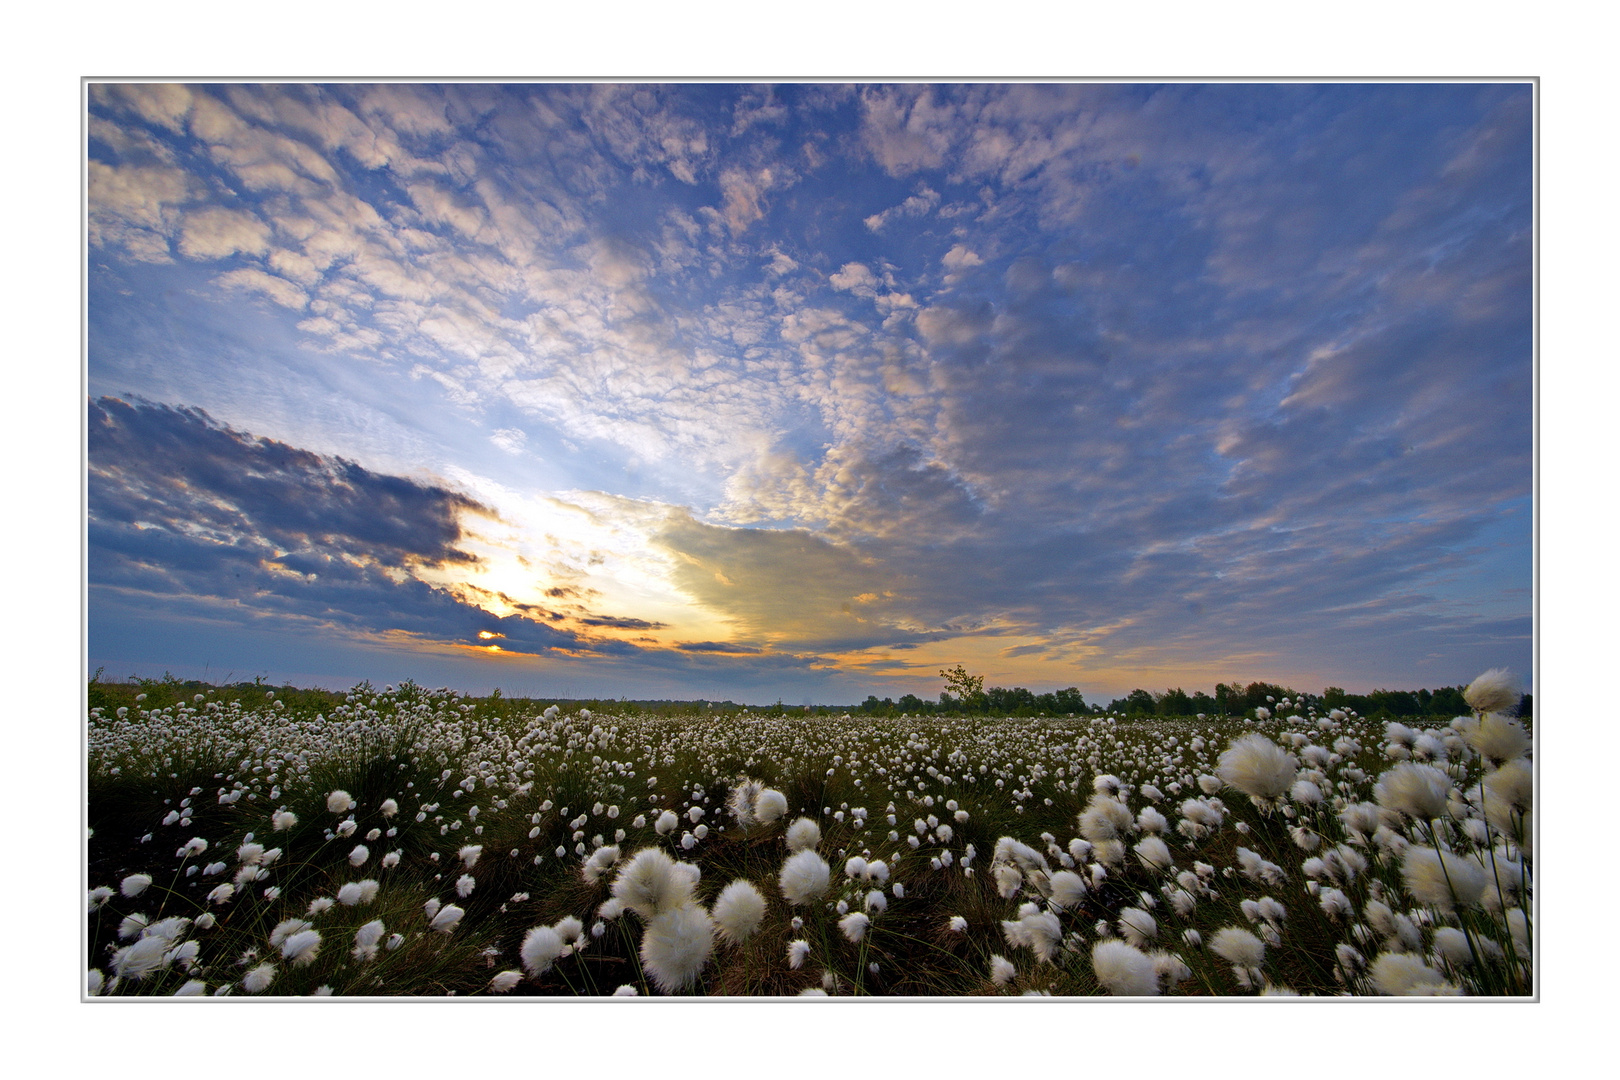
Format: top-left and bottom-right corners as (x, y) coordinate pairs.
(86, 683), (1533, 997)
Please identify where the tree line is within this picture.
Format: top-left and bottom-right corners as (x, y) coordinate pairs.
(855, 671), (1532, 720)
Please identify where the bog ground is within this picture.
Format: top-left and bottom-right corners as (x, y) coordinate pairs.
(85, 673), (1532, 997)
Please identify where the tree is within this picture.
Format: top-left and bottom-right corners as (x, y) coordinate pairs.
(1156, 687), (1193, 716)
(939, 665), (985, 708)
(1124, 688), (1156, 716)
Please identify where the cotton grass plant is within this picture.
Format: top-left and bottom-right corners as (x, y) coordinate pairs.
(86, 672), (1532, 996)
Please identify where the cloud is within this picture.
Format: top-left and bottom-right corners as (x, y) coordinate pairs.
(178, 207), (273, 259)
(941, 244), (982, 275)
(214, 267), (308, 309)
(859, 86), (957, 177)
(489, 428), (528, 455)
(828, 262), (878, 294)
(86, 398), (610, 659)
(717, 164), (788, 234)
(87, 160), (196, 262)
(864, 185), (939, 231)
(655, 510), (917, 650)
(86, 84), (1533, 697)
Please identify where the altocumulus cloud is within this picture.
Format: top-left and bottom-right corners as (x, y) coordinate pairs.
(86, 83), (1533, 696)
(88, 398), (591, 657)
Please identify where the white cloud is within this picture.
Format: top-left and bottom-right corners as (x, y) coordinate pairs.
(178, 207), (273, 260)
(828, 262), (878, 295)
(859, 86), (957, 177)
(87, 160), (194, 261)
(863, 186), (940, 232)
(489, 428), (528, 455)
(214, 268), (308, 309)
(717, 166), (777, 234)
(942, 244), (982, 271)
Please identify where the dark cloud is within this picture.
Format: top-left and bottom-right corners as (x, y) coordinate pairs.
(90, 397), (486, 568)
(655, 510), (918, 651)
(677, 641), (762, 654)
(88, 397), (598, 657)
(579, 615), (668, 630)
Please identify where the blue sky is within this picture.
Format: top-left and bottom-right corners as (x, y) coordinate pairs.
(86, 82), (1533, 703)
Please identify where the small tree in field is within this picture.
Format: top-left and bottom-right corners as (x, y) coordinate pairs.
(939, 665), (985, 711)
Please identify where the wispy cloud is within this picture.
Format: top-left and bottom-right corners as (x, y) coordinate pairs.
(87, 83), (1533, 699)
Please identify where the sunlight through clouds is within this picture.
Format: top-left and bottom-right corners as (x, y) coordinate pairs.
(87, 82), (1533, 701)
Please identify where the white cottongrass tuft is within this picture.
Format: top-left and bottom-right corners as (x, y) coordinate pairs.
(728, 779), (764, 827)
(1370, 951), (1445, 995)
(948, 915), (969, 933)
(270, 918), (312, 947)
(612, 847), (695, 920)
(1078, 795), (1134, 843)
(779, 849), (831, 906)
(1462, 712), (1530, 765)
(337, 879), (379, 906)
(1401, 847), (1487, 911)
(1211, 926), (1266, 988)
(1480, 758), (1533, 844)
(271, 809), (297, 831)
(242, 962), (276, 993)
(1216, 734), (1298, 800)
(348, 844), (369, 867)
(838, 911), (871, 943)
(121, 873), (153, 898)
(111, 936), (171, 980)
(1117, 907), (1158, 948)
(582, 844), (622, 885)
(990, 954), (1017, 987)
(326, 790), (356, 814)
(640, 903), (715, 994)
(785, 817), (822, 853)
(430, 904), (465, 933)
(1133, 836), (1173, 872)
(521, 926), (564, 977)
(554, 916), (584, 944)
(1464, 668), (1519, 715)
(1152, 951), (1192, 990)
(1374, 762), (1453, 822)
(459, 844), (483, 869)
(787, 939), (810, 969)
(456, 874), (477, 898)
(655, 810), (679, 835)
(1091, 940), (1159, 996)
(1432, 926), (1475, 967)
(281, 929), (322, 966)
(754, 788), (789, 825)
(490, 970), (523, 992)
(352, 920), (385, 961)
(712, 880), (767, 945)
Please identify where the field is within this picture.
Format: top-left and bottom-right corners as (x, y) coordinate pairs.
(84, 674), (1532, 997)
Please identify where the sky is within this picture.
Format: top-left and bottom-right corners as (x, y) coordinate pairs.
(85, 81), (1533, 704)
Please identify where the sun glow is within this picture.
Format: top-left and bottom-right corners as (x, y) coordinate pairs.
(417, 473), (737, 648)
